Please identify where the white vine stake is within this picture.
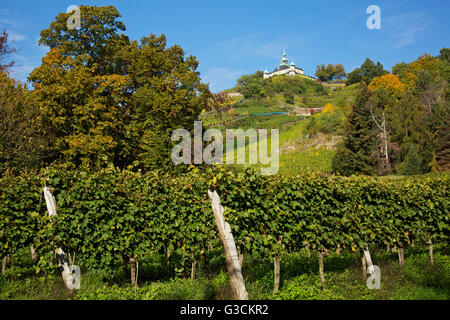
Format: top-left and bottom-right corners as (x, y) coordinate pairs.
(43, 187), (80, 290)
(363, 245), (375, 275)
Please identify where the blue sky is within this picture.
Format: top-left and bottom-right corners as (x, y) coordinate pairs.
(1, 0), (449, 91)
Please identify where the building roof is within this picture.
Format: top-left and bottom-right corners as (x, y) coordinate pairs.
(280, 49), (288, 66)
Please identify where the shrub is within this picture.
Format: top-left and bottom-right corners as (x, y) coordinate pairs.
(403, 145), (421, 175)
(273, 274), (342, 300)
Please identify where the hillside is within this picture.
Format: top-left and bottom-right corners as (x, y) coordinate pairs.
(199, 76), (361, 175)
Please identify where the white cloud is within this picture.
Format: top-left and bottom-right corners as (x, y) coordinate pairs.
(7, 31), (26, 42)
(10, 63), (35, 84)
(0, 9), (29, 29)
(383, 11), (430, 49)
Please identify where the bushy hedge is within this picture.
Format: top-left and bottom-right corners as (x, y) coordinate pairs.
(0, 166), (448, 277)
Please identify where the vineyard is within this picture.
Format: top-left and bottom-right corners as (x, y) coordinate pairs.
(1, 166), (448, 299)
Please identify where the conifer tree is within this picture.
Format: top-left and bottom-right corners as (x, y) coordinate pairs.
(403, 144), (421, 175)
(332, 83), (376, 175)
(435, 105), (450, 170)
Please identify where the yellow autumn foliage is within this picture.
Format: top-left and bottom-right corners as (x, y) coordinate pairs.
(321, 103), (335, 113)
(368, 74), (405, 97)
(410, 54), (440, 72)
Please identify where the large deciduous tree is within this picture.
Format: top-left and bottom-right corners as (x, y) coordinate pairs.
(39, 5), (129, 76)
(315, 64), (346, 82)
(29, 48), (129, 168)
(29, 5), (207, 171)
(124, 34), (208, 169)
(0, 72), (44, 174)
(346, 58), (388, 85)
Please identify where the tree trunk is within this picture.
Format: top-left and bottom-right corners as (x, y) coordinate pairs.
(1, 255), (8, 274)
(383, 124), (390, 170)
(130, 257), (137, 286)
(428, 239), (434, 265)
(398, 242), (404, 265)
(208, 190), (248, 300)
(273, 253), (281, 294)
(318, 252), (326, 286)
(370, 106), (390, 171)
(191, 258), (197, 280)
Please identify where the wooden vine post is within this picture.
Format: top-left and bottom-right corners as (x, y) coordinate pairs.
(397, 242), (405, 265)
(273, 252), (281, 294)
(208, 189), (248, 300)
(43, 186), (78, 290)
(129, 257), (137, 286)
(273, 238), (282, 294)
(1, 255), (8, 274)
(427, 239), (434, 265)
(318, 252), (326, 286)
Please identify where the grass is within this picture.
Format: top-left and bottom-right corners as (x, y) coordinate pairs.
(279, 147), (336, 175)
(1, 244), (449, 300)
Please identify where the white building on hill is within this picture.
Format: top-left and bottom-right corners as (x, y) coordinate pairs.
(263, 49), (317, 81)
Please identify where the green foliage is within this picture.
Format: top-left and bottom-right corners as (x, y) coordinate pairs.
(283, 91), (294, 104)
(75, 278), (218, 300)
(0, 174), (46, 258)
(346, 58), (388, 85)
(392, 62), (410, 79)
(332, 84), (376, 175)
(124, 34), (208, 170)
(432, 104), (450, 171)
(39, 5), (128, 75)
(1, 166), (448, 283)
(304, 110), (345, 136)
(403, 145), (421, 175)
(274, 274), (342, 300)
(0, 73), (44, 174)
(279, 148), (335, 175)
(236, 72), (265, 99)
(28, 5), (207, 171)
(236, 72), (325, 100)
(227, 115), (300, 131)
(403, 253), (450, 290)
(1, 229), (449, 300)
(438, 47), (450, 62)
(315, 64), (346, 82)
